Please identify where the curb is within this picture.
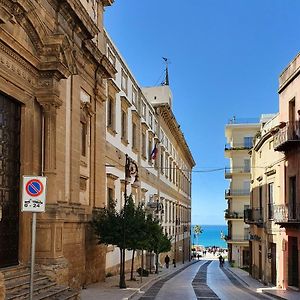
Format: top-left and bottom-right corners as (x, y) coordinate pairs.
(225, 267), (250, 287)
(263, 291), (287, 300)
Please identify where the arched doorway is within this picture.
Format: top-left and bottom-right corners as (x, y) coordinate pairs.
(0, 93), (21, 267)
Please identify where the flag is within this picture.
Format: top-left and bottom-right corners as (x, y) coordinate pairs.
(150, 143), (158, 160)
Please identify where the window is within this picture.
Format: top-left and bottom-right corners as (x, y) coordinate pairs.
(121, 69), (128, 94)
(107, 97), (115, 130)
(132, 87), (137, 107)
(149, 112), (153, 129)
(132, 122), (137, 150)
(154, 120), (158, 135)
(259, 186), (263, 212)
(289, 176), (296, 219)
(142, 132), (146, 158)
(244, 159), (250, 172)
(121, 110), (127, 142)
(148, 137), (153, 162)
(142, 101), (146, 118)
(268, 183), (274, 219)
(107, 187), (114, 205)
(169, 159), (172, 181)
(160, 150), (164, 174)
(244, 136), (253, 148)
(108, 48), (116, 67)
(80, 121), (87, 157)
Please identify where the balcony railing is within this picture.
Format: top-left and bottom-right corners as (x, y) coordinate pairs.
(227, 117), (260, 124)
(225, 189), (250, 198)
(273, 204), (300, 224)
(225, 143), (253, 151)
(225, 211), (244, 219)
(224, 234), (250, 242)
(244, 208), (263, 226)
(225, 167), (251, 178)
(273, 121), (300, 151)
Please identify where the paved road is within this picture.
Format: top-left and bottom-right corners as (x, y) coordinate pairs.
(136, 260), (273, 300)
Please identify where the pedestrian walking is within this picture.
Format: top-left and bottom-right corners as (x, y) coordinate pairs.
(165, 255), (170, 268)
(218, 255), (224, 267)
(172, 258), (176, 267)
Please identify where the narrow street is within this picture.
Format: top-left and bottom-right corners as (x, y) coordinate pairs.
(135, 260), (273, 300)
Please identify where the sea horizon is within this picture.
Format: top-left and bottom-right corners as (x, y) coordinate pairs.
(191, 224), (227, 248)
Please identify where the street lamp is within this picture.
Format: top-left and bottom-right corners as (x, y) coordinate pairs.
(119, 154), (139, 289)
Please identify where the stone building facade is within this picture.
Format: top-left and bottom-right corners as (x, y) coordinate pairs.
(0, 0), (115, 288)
(104, 33), (195, 274)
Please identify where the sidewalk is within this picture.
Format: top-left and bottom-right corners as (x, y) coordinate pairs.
(227, 266), (300, 300)
(81, 261), (195, 300)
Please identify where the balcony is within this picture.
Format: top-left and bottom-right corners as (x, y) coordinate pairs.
(225, 167), (251, 179)
(225, 211), (244, 220)
(273, 204), (300, 226)
(244, 208), (264, 227)
(273, 121), (300, 151)
(225, 143), (253, 151)
(224, 234), (250, 243)
(225, 189), (250, 199)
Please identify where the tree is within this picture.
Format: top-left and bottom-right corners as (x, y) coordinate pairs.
(123, 196), (147, 280)
(91, 198), (125, 287)
(193, 225), (203, 245)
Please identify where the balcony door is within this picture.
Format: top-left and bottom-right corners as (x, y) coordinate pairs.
(289, 176), (296, 220)
(289, 98), (295, 124)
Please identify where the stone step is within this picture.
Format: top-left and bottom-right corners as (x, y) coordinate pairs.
(33, 286), (79, 300)
(6, 280), (57, 300)
(6, 275), (50, 294)
(1, 265), (29, 279)
(5, 269), (39, 283)
(2, 265), (79, 300)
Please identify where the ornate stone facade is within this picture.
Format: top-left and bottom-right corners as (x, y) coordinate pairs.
(0, 0), (115, 288)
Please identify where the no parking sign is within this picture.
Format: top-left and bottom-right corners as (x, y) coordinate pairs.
(22, 176), (47, 212)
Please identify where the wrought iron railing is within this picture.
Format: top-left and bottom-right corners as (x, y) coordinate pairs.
(274, 121), (300, 150)
(225, 143), (253, 150)
(244, 208), (263, 224)
(225, 166), (251, 175)
(273, 204), (300, 223)
(225, 211), (244, 219)
(224, 234), (250, 241)
(225, 189), (250, 197)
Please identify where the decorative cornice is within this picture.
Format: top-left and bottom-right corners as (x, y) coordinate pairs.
(120, 95), (132, 109)
(154, 104), (195, 168)
(61, 0), (99, 39)
(107, 173), (118, 181)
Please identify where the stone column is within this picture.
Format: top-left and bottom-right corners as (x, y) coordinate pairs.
(36, 75), (62, 204)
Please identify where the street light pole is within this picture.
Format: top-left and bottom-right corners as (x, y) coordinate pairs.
(119, 154), (139, 289)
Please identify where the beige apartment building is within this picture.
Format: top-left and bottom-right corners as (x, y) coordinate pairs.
(246, 114), (285, 287)
(272, 52), (300, 289)
(225, 118), (260, 267)
(104, 33), (195, 274)
(0, 0), (116, 293)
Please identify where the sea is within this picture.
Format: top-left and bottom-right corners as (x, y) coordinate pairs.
(191, 225), (227, 248)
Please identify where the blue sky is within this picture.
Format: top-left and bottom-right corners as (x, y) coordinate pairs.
(104, 0), (300, 225)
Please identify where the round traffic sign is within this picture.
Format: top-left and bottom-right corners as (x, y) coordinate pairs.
(25, 179), (44, 197)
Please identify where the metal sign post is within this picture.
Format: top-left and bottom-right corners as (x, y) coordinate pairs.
(21, 176), (47, 300)
(30, 212), (37, 300)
